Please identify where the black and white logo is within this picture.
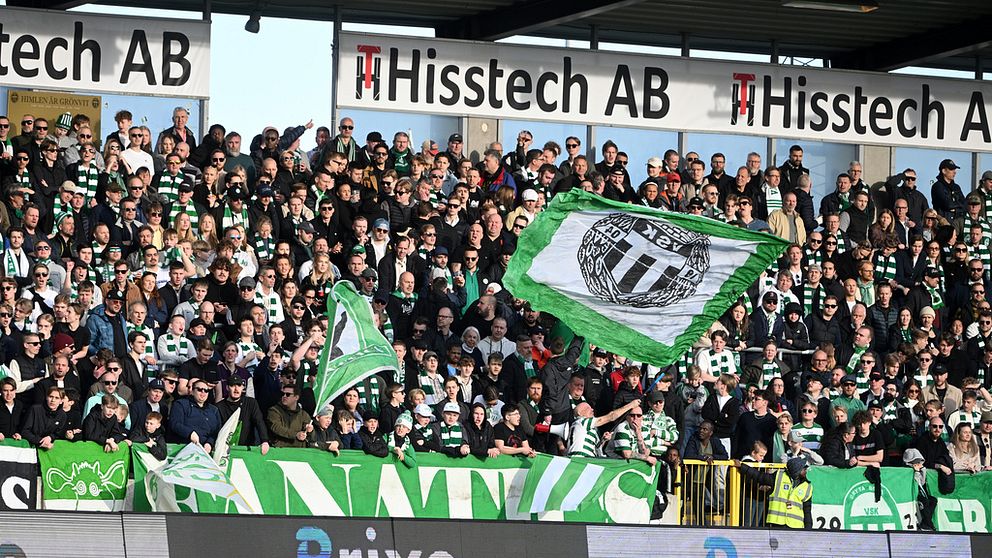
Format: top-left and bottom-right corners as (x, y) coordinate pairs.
(577, 213), (710, 308)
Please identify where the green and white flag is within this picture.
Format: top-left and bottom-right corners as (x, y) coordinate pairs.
(504, 189), (789, 365)
(313, 280), (399, 412)
(146, 443), (254, 514)
(39, 440), (129, 511)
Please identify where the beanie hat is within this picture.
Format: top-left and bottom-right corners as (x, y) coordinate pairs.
(56, 112), (72, 131)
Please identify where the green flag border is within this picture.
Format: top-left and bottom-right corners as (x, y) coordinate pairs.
(503, 189), (789, 366)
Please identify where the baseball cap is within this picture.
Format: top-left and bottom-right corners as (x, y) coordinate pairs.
(841, 375), (857, 385)
(647, 156), (664, 168)
(178, 183), (194, 194)
(423, 350), (439, 362)
(786, 457), (809, 477)
(687, 196), (705, 209)
(366, 131), (383, 143)
(939, 159), (960, 170)
(226, 375), (245, 387)
(647, 390), (666, 403)
(189, 318), (207, 330)
(239, 277), (256, 289)
(412, 339), (429, 350)
(148, 378), (166, 391)
(787, 431), (805, 443)
(360, 268), (378, 279)
(982, 411), (992, 424)
(373, 218), (390, 231)
(298, 222), (315, 234)
(432, 246), (449, 257)
(448, 133), (463, 143)
(968, 193), (983, 205)
(528, 325), (546, 336)
(592, 347), (609, 358)
(867, 398), (885, 410)
(932, 364), (948, 375)
(442, 402), (461, 414)
(666, 173), (681, 183)
(762, 291), (778, 303)
(227, 185), (246, 200)
(982, 170), (992, 181)
(521, 189), (538, 202)
(106, 289), (126, 302)
(924, 267), (941, 278)
(258, 186), (274, 198)
(414, 404), (434, 417)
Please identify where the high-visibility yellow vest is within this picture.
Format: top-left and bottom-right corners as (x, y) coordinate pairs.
(766, 471), (812, 528)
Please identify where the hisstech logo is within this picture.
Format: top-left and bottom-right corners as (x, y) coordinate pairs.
(295, 526), (456, 558)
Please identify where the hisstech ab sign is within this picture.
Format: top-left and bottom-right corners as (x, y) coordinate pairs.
(338, 32), (992, 151)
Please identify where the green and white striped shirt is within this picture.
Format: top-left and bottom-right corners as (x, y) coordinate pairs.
(568, 417), (601, 458)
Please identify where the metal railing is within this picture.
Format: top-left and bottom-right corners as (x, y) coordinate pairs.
(677, 460), (786, 527)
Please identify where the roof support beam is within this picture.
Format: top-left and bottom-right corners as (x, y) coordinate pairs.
(5, 0), (91, 9)
(436, 0), (648, 42)
(831, 15), (992, 71)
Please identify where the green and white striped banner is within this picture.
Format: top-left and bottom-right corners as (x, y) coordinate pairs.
(503, 189), (788, 365)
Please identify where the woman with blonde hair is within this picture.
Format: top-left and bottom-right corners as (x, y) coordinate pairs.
(301, 254), (334, 307)
(173, 212), (197, 244)
(197, 213), (220, 250)
(949, 422), (981, 473)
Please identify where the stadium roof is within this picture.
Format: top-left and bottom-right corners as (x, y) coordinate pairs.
(10, 0), (992, 74)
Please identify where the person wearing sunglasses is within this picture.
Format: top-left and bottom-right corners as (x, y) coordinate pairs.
(167, 377), (222, 452)
(7, 332), (46, 405)
(326, 117), (357, 163)
(5, 148), (33, 197)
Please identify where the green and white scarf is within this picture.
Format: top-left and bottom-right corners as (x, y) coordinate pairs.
(707, 349), (733, 377)
(3, 249), (26, 278)
(171, 199), (200, 229)
(128, 322), (157, 363)
(760, 360), (780, 390)
(418, 370), (444, 405)
(254, 288), (281, 323)
(845, 344), (869, 375)
(354, 375), (382, 414)
(222, 203), (249, 229)
(163, 333), (192, 361)
(804, 247), (823, 267)
(926, 285), (945, 310)
(838, 191), (851, 211)
(252, 235), (275, 263)
(802, 283), (824, 315)
(439, 422), (463, 448)
(76, 162), (99, 202)
(873, 253), (898, 281)
(237, 340), (263, 369)
(764, 184), (782, 213)
(157, 172), (185, 204)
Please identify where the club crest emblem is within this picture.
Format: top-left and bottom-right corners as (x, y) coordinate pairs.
(577, 213), (710, 308)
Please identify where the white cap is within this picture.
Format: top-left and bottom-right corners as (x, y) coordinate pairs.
(521, 189), (538, 202)
(442, 402), (461, 414)
(414, 404), (434, 417)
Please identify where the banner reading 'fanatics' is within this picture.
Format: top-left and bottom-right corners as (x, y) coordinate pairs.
(338, 31), (992, 151)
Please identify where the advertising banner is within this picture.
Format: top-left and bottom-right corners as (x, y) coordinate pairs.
(0, 6), (210, 98)
(338, 32), (992, 152)
(38, 440), (130, 511)
(808, 466), (917, 530)
(6, 89), (102, 139)
(0, 440), (36, 510)
(134, 446), (658, 524)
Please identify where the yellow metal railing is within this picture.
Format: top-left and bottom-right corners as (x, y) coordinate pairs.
(678, 460), (785, 527)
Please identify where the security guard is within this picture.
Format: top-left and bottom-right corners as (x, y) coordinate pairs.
(765, 457), (813, 528)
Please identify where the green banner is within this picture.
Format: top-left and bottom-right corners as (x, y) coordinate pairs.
(133, 446), (658, 523)
(38, 440), (130, 511)
(808, 466), (918, 530)
(929, 470), (992, 533)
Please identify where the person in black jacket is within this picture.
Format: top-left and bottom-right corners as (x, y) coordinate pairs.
(820, 422), (857, 468)
(0, 378), (25, 440)
(21, 386), (68, 449)
(463, 403), (499, 459)
(129, 410), (167, 460)
(701, 374), (742, 450)
(359, 410), (389, 458)
(216, 375), (270, 453)
(83, 394), (126, 452)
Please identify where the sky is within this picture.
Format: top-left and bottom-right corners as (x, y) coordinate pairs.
(4, 2), (990, 199)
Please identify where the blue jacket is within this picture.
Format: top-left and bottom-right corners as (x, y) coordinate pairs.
(86, 304), (126, 355)
(167, 397), (222, 446)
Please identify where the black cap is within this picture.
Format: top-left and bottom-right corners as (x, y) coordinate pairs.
(869, 372), (884, 382)
(647, 390), (666, 403)
(933, 364), (948, 375)
(592, 347), (609, 358)
(762, 291), (778, 303)
(106, 289), (126, 301)
(227, 185), (246, 200)
(227, 375), (245, 386)
(366, 131), (383, 142)
(178, 183), (194, 193)
(924, 267), (941, 278)
(939, 159), (960, 170)
(360, 408), (379, 422)
(867, 398), (884, 410)
(841, 374), (857, 385)
(528, 325), (546, 336)
(687, 196), (705, 209)
(258, 186), (274, 198)
(448, 133), (463, 143)
(412, 338), (429, 350)
(189, 318), (207, 330)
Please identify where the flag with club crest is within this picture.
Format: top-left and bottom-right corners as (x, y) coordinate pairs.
(503, 189), (789, 366)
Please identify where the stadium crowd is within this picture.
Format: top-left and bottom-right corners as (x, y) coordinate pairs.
(0, 108), (990, 522)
